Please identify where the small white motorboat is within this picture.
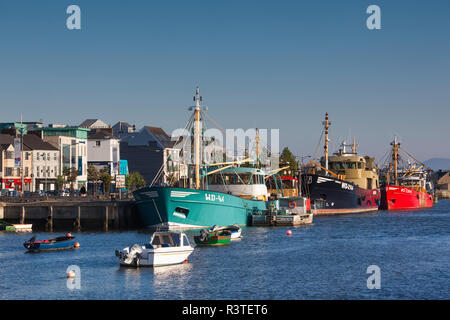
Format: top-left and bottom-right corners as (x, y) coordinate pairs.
(115, 231), (194, 267)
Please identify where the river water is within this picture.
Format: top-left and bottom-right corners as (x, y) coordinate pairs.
(1, 200), (449, 300)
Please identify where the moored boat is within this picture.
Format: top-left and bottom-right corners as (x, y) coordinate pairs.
(0, 220), (16, 231)
(24, 234), (76, 252)
(207, 224), (242, 239)
(301, 113), (380, 215)
(379, 137), (434, 210)
(115, 231), (194, 267)
(133, 88), (268, 230)
(194, 226), (232, 246)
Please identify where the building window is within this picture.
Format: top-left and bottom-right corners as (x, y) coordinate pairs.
(96, 141), (101, 147)
(5, 151), (13, 159)
(25, 167), (29, 177)
(37, 166), (40, 177)
(54, 153), (57, 161)
(5, 167), (13, 176)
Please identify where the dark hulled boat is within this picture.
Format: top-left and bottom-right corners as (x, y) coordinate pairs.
(301, 113), (380, 215)
(24, 234), (76, 252)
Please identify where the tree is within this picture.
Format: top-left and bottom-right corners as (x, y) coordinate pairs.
(88, 165), (100, 195)
(99, 168), (113, 194)
(126, 172), (146, 192)
(56, 175), (64, 192)
(63, 167), (79, 194)
(280, 147), (299, 171)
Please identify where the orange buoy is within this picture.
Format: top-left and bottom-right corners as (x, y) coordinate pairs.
(74, 242), (80, 248)
(288, 201), (296, 209)
(67, 233), (72, 237)
(286, 230), (292, 236)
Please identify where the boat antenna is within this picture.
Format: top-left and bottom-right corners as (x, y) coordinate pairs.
(322, 113), (331, 174)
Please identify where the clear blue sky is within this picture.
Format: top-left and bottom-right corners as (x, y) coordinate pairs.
(1, 0), (449, 163)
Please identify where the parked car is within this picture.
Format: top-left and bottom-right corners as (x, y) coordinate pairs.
(1, 188), (16, 196)
(46, 190), (58, 196)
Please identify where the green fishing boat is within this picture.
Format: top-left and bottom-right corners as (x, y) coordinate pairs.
(194, 227), (232, 246)
(0, 220), (16, 231)
(133, 88), (269, 230)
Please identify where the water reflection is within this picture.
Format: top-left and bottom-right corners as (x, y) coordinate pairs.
(153, 263), (193, 299)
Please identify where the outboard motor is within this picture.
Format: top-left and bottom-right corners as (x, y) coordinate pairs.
(123, 244), (144, 265)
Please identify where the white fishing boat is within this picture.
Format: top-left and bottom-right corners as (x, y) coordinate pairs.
(115, 231), (194, 267)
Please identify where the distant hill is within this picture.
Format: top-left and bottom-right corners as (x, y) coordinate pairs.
(424, 158), (450, 171)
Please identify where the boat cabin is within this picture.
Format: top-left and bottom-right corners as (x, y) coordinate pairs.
(324, 141), (379, 190)
(150, 232), (190, 248)
(206, 167), (269, 201)
(397, 170), (432, 193)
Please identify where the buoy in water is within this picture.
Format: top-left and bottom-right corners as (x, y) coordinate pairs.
(67, 270), (76, 278)
(286, 230), (292, 236)
(74, 242), (80, 248)
(67, 233), (72, 237)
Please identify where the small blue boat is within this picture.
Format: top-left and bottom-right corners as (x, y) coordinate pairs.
(24, 234), (76, 252)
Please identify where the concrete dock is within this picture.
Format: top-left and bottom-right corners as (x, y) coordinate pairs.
(0, 200), (140, 231)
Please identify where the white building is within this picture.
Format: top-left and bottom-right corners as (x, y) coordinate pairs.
(23, 134), (60, 192)
(87, 131), (120, 177)
(33, 126), (90, 190)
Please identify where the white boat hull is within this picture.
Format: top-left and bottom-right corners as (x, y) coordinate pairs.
(117, 246), (194, 267)
(13, 224), (33, 231)
(230, 229), (242, 239)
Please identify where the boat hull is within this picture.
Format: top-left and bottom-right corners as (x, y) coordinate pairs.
(25, 240), (76, 252)
(133, 187), (267, 229)
(380, 185), (433, 210)
(118, 248), (194, 267)
(24, 236), (76, 252)
(301, 173), (380, 215)
(194, 235), (231, 246)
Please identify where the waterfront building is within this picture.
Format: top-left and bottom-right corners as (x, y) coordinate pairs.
(23, 135), (60, 192)
(0, 134), (32, 192)
(79, 119), (110, 130)
(87, 130), (120, 179)
(32, 126), (89, 191)
(119, 126), (174, 185)
(112, 121), (136, 138)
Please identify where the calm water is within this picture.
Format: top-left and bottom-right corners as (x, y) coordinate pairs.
(1, 200), (449, 300)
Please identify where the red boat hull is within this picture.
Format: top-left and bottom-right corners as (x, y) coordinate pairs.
(380, 185), (433, 210)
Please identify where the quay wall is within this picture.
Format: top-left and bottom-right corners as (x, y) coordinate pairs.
(0, 200), (141, 230)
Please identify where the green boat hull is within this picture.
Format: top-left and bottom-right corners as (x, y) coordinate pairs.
(194, 237), (231, 246)
(133, 187), (267, 229)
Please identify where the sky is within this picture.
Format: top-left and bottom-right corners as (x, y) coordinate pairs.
(1, 0), (449, 164)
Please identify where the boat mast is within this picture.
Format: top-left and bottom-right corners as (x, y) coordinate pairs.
(256, 128), (260, 169)
(392, 136), (399, 185)
(193, 87), (202, 189)
(352, 136), (358, 154)
(322, 113), (331, 174)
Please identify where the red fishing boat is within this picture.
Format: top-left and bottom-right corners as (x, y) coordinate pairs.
(380, 137), (434, 210)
